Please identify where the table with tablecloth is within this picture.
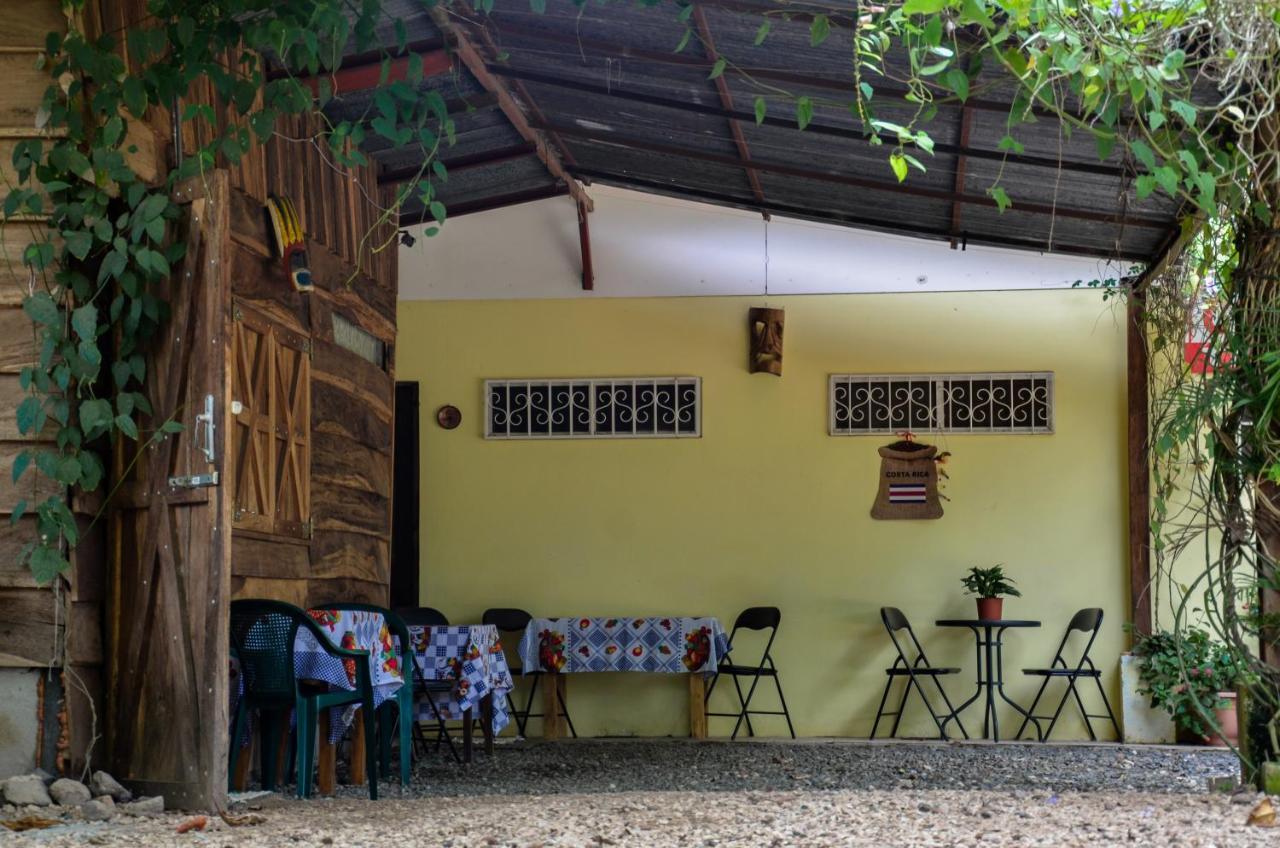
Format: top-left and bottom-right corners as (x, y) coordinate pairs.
(518, 616), (729, 738)
(407, 623), (513, 759)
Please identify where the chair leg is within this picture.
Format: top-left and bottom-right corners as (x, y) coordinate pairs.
(297, 699), (316, 799)
(377, 702), (393, 780)
(228, 700), (248, 792)
(887, 678), (911, 739)
(361, 691), (379, 800)
(426, 694), (462, 764)
(556, 684), (578, 739)
(773, 674), (797, 740)
(259, 710), (280, 792)
(730, 674), (756, 739)
(931, 677), (969, 741)
(506, 692), (525, 737)
(1068, 678), (1097, 741)
(908, 676), (949, 740)
(870, 676), (895, 740)
(1016, 677), (1052, 741)
(1095, 676), (1122, 739)
(733, 674), (766, 741)
(399, 697), (413, 786)
(1039, 680), (1076, 742)
(522, 674), (540, 735)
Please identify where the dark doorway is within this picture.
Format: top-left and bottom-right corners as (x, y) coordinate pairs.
(390, 382), (420, 608)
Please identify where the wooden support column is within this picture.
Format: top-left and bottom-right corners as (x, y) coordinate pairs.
(542, 672), (565, 740)
(349, 711), (367, 785)
(1127, 282), (1153, 642)
(949, 104), (973, 249)
(578, 199), (594, 291)
(688, 674), (708, 739)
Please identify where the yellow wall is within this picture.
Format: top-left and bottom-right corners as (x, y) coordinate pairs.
(396, 290), (1130, 739)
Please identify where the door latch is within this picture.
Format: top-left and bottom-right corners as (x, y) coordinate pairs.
(194, 394), (216, 463)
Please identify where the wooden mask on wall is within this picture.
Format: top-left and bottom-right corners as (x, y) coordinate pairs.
(749, 307), (785, 376)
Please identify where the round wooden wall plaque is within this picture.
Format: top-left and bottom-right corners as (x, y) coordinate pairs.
(436, 405), (462, 430)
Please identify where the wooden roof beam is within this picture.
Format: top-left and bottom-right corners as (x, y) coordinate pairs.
(399, 184), (569, 224)
(949, 104), (973, 249)
(293, 46), (453, 97)
(692, 6), (766, 207)
(430, 4), (592, 212)
(568, 165), (1152, 262)
(378, 142), (536, 185)
(533, 118), (1169, 229)
(487, 65), (1127, 180)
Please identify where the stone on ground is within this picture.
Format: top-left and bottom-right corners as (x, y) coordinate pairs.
(79, 798), (115, 821)
(2, 774), (52, 806)
(121, 796), (164, 816)
(89, 771), (131, 802)
(49, 778), (92, 806)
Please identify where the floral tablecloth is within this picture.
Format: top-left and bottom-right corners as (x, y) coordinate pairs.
(408, 624), (513, 734)
(518, 617), (729, 674)
(298, 608), (406, 741)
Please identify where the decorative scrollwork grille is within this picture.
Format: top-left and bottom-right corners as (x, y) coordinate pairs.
(829, 372), (1054, 435)
(485, 378), (701, 439)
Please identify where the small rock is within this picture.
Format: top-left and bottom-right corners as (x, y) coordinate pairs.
(94, 795), (115, 809)
(32, 768), (56, 785)
(89, 771), (131, 802)
(3, 774), (53, 806)
(1231, 791), (1256, 805)
(49, 778), (92, 806)
(122, 795), (164, 816)
(80, 799), (114, 821)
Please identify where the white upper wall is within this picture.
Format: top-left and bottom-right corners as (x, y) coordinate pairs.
(398, 184), (1127, 301)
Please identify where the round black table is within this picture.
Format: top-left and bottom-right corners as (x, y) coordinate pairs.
(935, 618), (1042, 742)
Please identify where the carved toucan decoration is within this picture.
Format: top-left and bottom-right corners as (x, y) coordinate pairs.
(265, 195), (313, 292)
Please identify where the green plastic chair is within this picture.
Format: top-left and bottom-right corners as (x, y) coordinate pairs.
(313, 602), (414, 787)
(228, 599), (378, 799)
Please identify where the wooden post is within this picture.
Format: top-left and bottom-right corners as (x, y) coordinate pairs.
(349, 711), (366, 785)
(577, 199), (594, 291)
(232, 734), (253, 791)
(316, 712), (336, 795)
(1127, 283), (1153, 642)
(688, 674), (708, 739)
(462, 708), (474, 763)
(542, 671), (564, 740)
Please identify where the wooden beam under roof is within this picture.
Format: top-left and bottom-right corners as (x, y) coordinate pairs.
(293, 46), (453, 97)
(949, 104), (974, 249)
(429, 4), (592, 212)
(692, 6), (766, 207)
(399, 184), (569, 225)
(378, 142), (536, 185)
(535, 118), (1170, 230)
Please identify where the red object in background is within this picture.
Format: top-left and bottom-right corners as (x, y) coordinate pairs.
(1184, 307), (1231, 374)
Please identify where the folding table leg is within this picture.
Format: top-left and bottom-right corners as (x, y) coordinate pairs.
(317, 711), (337, 795)
(462, 707), (474, 763)
(481, 693), (495, 756)
(542, 672), (565, 740)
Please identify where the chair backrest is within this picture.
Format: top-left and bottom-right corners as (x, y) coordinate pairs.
(724, 607), (781, 670)
(1052, 608), (1105, 670)
(733, 606), (781, 631)
(230, 599), (309, 702)
(394, 606), (449, 627)
(879, 606), (932, 669)
(483, 607), (532, 633)
(316, 602), (414, 683)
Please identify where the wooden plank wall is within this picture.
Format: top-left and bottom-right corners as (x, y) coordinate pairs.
(227, 189), (397, 608)
(0, 0), (105, 777)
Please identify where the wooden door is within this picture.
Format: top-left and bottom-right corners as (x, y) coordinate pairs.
(106, 173), (233, 809)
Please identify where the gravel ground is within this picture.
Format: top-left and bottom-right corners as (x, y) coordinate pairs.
(6, 741), (1272, 847)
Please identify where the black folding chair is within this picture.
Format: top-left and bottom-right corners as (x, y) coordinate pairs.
(482, 608), (576, 738)
(705, 607), (796, 739)
(393, 606), (462, 763)
(871, 607), (969, 740)
(1015, 608), (1121, 741)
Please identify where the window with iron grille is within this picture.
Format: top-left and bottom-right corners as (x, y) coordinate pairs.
(485, 378), (701, 439)
(829, 372), (1054, 435)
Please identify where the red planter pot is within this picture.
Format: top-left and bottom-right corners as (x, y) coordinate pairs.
(976, 597), (1003, 620)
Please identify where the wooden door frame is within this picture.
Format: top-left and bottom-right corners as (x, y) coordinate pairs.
(390, 381), (419, 608)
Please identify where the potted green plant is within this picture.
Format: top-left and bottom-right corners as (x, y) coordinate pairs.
(960, 565), (1021, 620)
(1133, 629), (1248, 746)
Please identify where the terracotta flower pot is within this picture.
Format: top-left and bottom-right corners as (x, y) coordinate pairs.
(976, 597), (1003, 620)
(1204, 691), (1239, 747)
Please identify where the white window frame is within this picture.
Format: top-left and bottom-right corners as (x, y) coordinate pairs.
(829, 372), (1055, 435)
(484, 377), (702, 439)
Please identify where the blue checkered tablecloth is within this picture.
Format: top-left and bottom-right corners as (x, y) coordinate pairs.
(408, 624), (513, 735)
(295, 609), (406, 742)
(518, 617), (729, 674)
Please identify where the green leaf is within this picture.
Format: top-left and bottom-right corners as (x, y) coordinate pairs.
(28, 544), (68, 585)
(674, 28), (691, 54)
(795, 96), (813, 131)
(708, 58), (726, 80)
(429, 200), (447, 225)
(988, 185), (1012, 213)
(1154, 166), (1179, 197)
(16, 397), (42, 436)
(1170, 100), (1197, 126)
(945, 69), (969, 102)
(889, 153), (908, 183)
(11, 449), (31, 483)
(23, 292), (59, 326)
(1130, 139), (1157, 171)
(754, 97), (766, 125)
(115, 414), (138, 441)
(1148, 111), (1165, 131)
(79, 398), (112, 438)
(809, 15), (830, 46)
(64, 229), (92, 261)
(1136, 174), (1156, 200)
(71, 303), (97, 341)
(902, 0), (947, 13)
(959, 0), (995, 29)
(753, 21), (770, 46)
(161, 420), (184, 434)
(122, 77), (147, 118)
